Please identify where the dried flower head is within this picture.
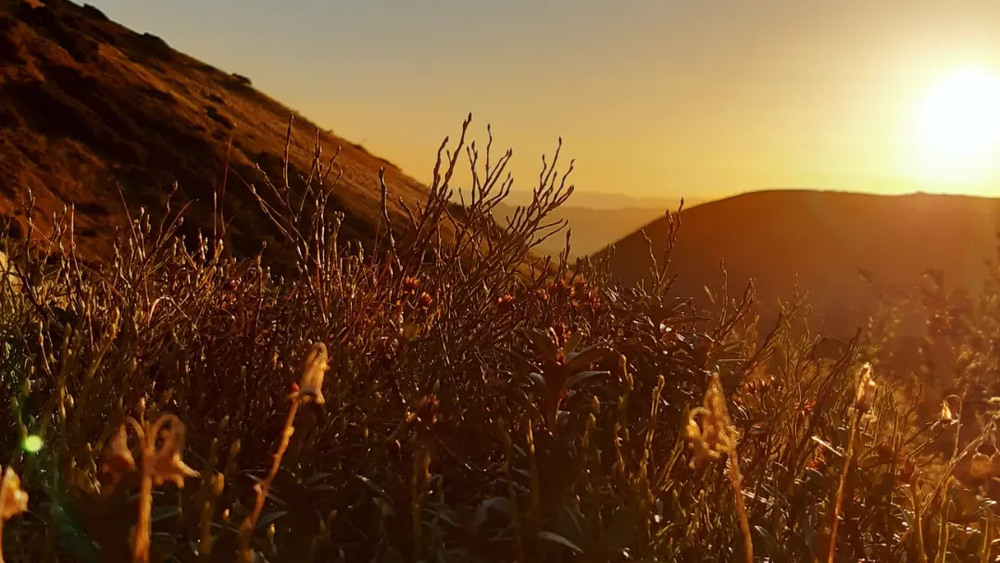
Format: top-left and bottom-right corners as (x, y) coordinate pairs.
(294, 342), (329, 405)
(147, 415), (200, 488)
(853, 362), (877, 412)
(101, 424), (137, 488)
(0, 467), (28, 520)
(402, 276), (421, 293)
(940, 400), (954, 423)
(685, 372), (736, 469)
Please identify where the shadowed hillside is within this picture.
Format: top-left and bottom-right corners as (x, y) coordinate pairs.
(0, 0), (433, 261)
(597, 189), (1000, 337)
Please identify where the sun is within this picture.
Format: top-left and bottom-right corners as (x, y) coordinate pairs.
(908, 67), (1000, 188)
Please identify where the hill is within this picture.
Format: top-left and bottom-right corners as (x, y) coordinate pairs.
(491, 204), (667, 258)
(596, 189), (1000, 337)
(491, 194), (709, 258)
(497, 189), (700, 210)
(0, 0), (432, 261)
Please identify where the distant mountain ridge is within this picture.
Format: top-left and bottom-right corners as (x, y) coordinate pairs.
(596, 189), (1000, 337)
(497, 189), (704, 211)
(490, 191), (709, 257)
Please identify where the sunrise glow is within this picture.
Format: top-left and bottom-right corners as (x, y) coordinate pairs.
(908, 68), (1000, 189)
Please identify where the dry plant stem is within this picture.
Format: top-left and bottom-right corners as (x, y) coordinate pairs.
(729, 453), (753, 563)
(937, 478), (951, 563)
(133, 470), (154, 563)
(827, 407), (861, 563)
(981, 509), (991, 563)
(238, 398), (300, 560)
(912, 473), (929, 563)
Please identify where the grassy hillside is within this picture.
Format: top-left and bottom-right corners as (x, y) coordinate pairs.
(0, 0), (433, 263)
(597, 189), (1000, 337)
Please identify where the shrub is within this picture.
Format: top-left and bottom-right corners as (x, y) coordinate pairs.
(0, 117), (998, 562)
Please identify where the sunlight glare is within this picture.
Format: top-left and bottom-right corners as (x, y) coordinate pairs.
(910, 67), (1000, 187)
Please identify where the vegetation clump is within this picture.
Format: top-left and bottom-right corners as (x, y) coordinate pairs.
(2, 117), (1000, 562)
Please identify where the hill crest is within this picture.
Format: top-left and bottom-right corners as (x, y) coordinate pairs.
(597, 188), (1000, 336)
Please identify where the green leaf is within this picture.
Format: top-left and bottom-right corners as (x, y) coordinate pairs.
(564, 346), (612, 372)
(526, 329), (559, 361)
(562, 332), (582, 356)
(754, 525), (781, 558)
(603, 506), (637, 552)
(505, 348), (541, 374)
(473, 496), (513, 530)
(538, 530), (584, 555)
(257, 510), (288, 531)
(566, 370), (610, 389)
(357, 474), (393, 504)
(528, 372), (548, 390)
(301, 472), (333, 486)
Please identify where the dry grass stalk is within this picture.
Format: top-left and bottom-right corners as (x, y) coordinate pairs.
(827, 362), (875, 563)
(685, 372), (753, 563)
(237, 342), (328, 561)
(129, 414), (200, 563)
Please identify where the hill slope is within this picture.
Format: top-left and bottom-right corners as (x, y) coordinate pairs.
(491, 204), (669, 258)
(597, 189), (1000, 337)
(0, 0), (431, 260)
(491, 195), (709, 258)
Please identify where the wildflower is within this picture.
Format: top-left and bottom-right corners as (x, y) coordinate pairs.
(101, 424), (137, 488)
(0, 466), (28, 563)
(549, 322), (570, 350)
(808, 451), (827, 473)
(133, 414), (199, 563)
(292, 342), (329, 405)
(402, 276), (420, 293)
(417, 292), (433, 309)
(685, 372), (754, 562)
(496, 294), (515, 306)
(853, 362), (876, 412)
(685, 373), (736, 469)
(0, 467), (28, 520)
(797, 398), (817, 417)
(148, 417), (200, 488)
(940, 399), (955, 424)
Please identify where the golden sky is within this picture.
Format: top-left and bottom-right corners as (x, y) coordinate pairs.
(91, 1), (1000, 200)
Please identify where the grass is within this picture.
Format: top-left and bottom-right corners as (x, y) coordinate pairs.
(2, 117), (1000, 562)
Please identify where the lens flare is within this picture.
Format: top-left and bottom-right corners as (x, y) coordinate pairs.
(22, 435), (43, 454)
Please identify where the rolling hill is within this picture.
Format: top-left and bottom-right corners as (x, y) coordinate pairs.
(596, 189), (1000, 338)
(491, 193), (708, 258)
(0, 0), (434, 262)
(491, 204), (670, 258)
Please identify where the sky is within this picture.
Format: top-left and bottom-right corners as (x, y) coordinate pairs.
(87, 0), (1000, 200)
